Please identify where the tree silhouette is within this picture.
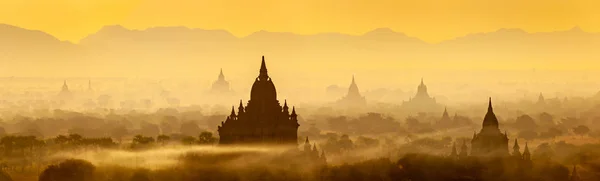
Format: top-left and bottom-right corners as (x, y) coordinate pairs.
(38, 159), (95, 181)
(197, 132), (217, 145)
(157, 135), (171, 146)
(573, 125), (590, 138)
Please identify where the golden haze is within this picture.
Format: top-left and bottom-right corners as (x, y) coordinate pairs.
(0, 0), (598, 43)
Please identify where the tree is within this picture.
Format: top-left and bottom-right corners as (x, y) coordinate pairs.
(406, 117), (420, 129)
(538, 112), (555, 126)
(573, 125), (590, 138)
(157, 135), (171, 146)
(38, 159), (95, 181)
(180, 121), (201, 136)
(0, 170), (12, 181)
(132, 135), (154, 145)
(518, 130), (538, 141)
(338, 134), (354, 152)
(515, 114), (537, 130)
(111, 126), (128, 143)
(0, 127), (6, 137)
(540, 127), (564, 140)
(197, 132), (217, 145)
(140, 123), (160, 137)
(355, 136), (380, 149)
(129, 169), (151, 181)
(181, 136), (196, 145)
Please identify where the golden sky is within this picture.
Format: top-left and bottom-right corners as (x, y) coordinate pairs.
(0, 0), (598, 43)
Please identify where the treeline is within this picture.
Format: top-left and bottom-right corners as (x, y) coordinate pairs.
(36, 152), (589, 181)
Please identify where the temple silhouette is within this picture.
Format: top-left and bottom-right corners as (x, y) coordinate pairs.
(217, 56), (300, 145)
(402, 78), (441, 112)
(211, 68), (231, 93)
(57, 80), (73, 101)
(470, 98), (509, 157)
(335, 75), (367, 108)
(301, 137), (327, 164)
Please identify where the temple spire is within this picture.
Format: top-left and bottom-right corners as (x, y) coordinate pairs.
(219, 68), (225, 80)
(304, 137), (311, 152)
(238, 100), (244, 114)
(420, 77), (424, 85)
(571, 165), (580, 181)
(523, 142), (531, 161)
(230, 106), (236, 118)
(283, 99), (289, 115)
(450, 141), (458, 157)
(488, 97), (493, 112)
(513, 139), (521, 157)
(259, 56), (268, 79)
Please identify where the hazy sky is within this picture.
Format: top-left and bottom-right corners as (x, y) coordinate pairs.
(0, 0), (598, 43)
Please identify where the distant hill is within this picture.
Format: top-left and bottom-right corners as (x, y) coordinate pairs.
(0, 24), (598, 77)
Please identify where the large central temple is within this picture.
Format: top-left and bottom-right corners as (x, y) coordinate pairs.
(471, 98), (509, 157)
(217, 56), (300, 145)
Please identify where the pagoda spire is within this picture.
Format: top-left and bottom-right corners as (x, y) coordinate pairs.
(304, 137), (311, 151)
(291, 106), (297, 117)
(259, 56), (268, 79)
(218, 68), (225, 80)
(283, 99), (289, 115)
(238, 100), (244, 114)
(523, 142), (531, 161)
(482, 97), (500, 129)
(230, 106), (236, 118)
(459, 141), (468, 158)
(450, 141), (458, 157)
(62, 80), (69, 91)
(571, 165), (580, 181)
(513, 139), (521, 157)
(488, 97), (493, 112)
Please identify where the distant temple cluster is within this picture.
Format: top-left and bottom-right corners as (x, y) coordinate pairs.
(301, 137), (327, 165)
(217, 56), (300, 145)
(336, 75), (367, 108)
(402, 78), (442, 112)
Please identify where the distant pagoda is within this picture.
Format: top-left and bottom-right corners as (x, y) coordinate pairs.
(57, 80), (73, 100)
(211, 68), (231, 93)
(336, 75), (367, 107)
(217, 56), (300, 145)
(402, 78), (441, 112)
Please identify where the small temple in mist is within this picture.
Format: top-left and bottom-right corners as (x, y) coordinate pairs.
(211, 69), (231, 93)
(335, 75), (367, 108)
(57, 80), (73, 101)
(402, 78), (441, 112)
(218, 56), (300, 145)
(470, 98), (509, 157)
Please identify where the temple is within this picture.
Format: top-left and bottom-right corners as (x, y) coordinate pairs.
(336, 75), (367, 107)
(470, 98), (509, 157)
(211, 68), (231, 93)
(402, 78), (441, 112)
(217, 56), (300, 145)
(437, 107), (452, 128)
(301, 137), (327, 165)
(57, 80), (73, 100)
